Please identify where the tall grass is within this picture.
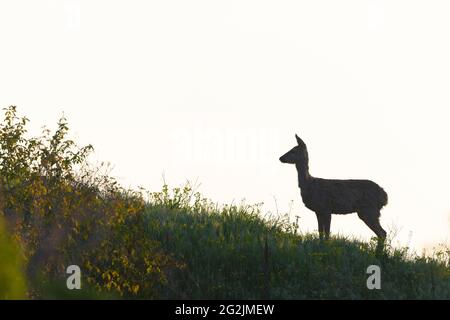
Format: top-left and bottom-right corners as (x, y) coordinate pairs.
(144, 185), (450, 299)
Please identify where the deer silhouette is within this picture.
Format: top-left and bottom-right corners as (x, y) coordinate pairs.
(280, 134), (388, 241)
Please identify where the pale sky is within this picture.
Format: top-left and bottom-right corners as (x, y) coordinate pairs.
(1, 0), (449, 252)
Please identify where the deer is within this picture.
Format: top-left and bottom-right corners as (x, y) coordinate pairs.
(279, 134), (388, 242)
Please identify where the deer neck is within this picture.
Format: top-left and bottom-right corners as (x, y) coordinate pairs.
(295, 162), (311, 189)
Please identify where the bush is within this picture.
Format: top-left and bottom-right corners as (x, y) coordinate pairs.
(0, 106), (180, 298)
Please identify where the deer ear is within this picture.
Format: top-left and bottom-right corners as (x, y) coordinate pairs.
(295, 134), (304, 146)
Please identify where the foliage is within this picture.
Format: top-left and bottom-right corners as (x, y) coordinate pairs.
(0, 106), (179, 299)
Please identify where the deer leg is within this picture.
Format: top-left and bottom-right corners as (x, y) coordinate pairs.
(316, 212), (331, 240)
(323, 213), (332, 240)
(357, 209), (387, 240)
(315, 212), (324, 240)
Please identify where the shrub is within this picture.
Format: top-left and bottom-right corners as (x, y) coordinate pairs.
(0, 106), (180, 298)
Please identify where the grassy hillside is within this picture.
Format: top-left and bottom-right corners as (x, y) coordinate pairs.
(143, 186), (450, 299)
(0, 106), (449, 299)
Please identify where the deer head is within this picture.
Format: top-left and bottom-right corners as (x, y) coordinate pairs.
(279, 134), (308, 164)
